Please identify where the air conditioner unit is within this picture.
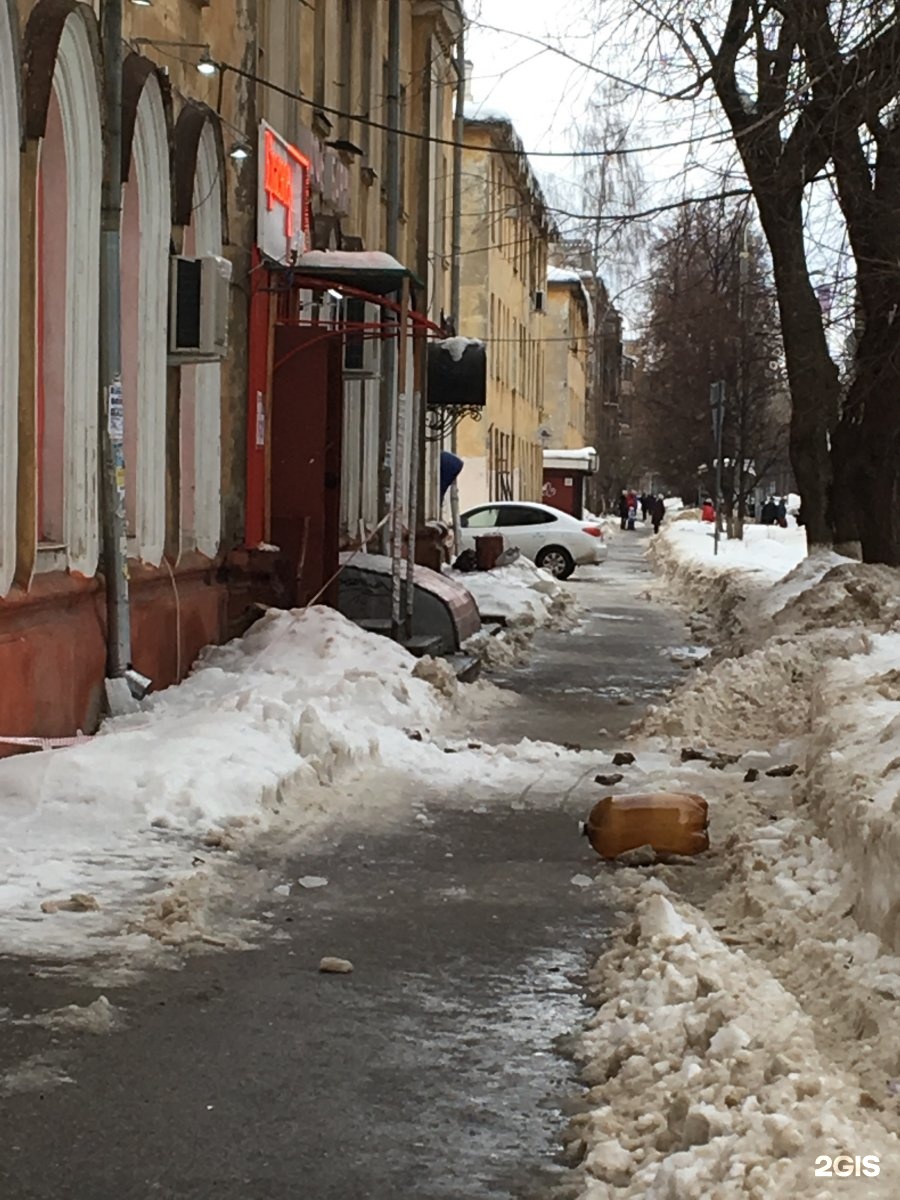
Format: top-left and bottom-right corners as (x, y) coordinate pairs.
(533, 289), (545, 313)
(342, 296), (382, 377)
(168, 254), (232, 362)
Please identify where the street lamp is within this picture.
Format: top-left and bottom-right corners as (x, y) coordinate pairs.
(132, 38), (218, 76)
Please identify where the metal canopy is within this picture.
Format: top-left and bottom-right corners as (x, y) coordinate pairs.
(284, 249), (424, 296)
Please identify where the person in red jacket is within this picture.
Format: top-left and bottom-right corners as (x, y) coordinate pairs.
(701, 498), (716, 522)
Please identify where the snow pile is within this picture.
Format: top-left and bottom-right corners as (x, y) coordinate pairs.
(804, 630), (900, 951)
(0, 606), (451, 956)
(568, 888), (899, 1199)
(450, 557), (576, 627)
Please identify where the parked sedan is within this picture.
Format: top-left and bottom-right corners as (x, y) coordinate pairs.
(459, 501), (608, 579)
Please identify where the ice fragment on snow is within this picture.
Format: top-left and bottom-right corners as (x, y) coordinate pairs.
(297, 876), (328, 889)
(571, 874), (594, 888)
(708, 1020), (752, 1056)
(273, 884), (291, 897)
(639, 895), (690, 941)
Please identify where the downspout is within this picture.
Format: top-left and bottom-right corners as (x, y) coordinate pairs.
(448, 30), (465, 547)
(99, 0), (144, 708)
(380, 0), (402, 555)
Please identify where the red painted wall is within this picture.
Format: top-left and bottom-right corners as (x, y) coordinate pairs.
(0, 562), (227, 750)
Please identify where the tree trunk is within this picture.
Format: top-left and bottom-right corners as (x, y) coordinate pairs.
(755, 197), (840, 546)
(842, 324), (900, 565)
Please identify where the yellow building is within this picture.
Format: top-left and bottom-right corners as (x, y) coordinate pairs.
(543, 267), (592, 450)
(456, 114), (553, 509)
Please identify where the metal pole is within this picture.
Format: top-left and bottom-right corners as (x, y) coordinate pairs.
(404, 378), (421, 642)
(713, 381), (724, 557)
(99, 0), (131, 680)
(390, 278), (411, 641)
(448, 36), (466, 550)
(386, 0), (401, 259)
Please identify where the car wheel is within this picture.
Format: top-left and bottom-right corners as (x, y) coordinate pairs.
(536, 545), (575, 579)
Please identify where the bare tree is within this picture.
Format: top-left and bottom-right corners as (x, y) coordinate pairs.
(634, 202), (790, 512)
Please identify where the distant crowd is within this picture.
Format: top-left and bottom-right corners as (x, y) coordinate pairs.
(618, 491), (791, 532)
(618, 490), (666, 534)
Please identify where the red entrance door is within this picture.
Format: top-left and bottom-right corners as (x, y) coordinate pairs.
(270, 327), (343, 608)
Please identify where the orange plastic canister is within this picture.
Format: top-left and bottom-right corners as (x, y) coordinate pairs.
(584, 792), (709, 859)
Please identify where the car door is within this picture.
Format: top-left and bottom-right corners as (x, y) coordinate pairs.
(496, 505), (558, 560)
(458, 505), (501, 552)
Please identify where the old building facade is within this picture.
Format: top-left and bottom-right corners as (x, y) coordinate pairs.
(541, 267), (592, 451)
(0, 0), (463, 743)
(455, 113), (552, 510)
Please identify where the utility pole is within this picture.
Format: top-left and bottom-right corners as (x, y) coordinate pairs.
(99, 0), (136, 709)
(735, 220), (750, 538)
(710, 380), (725, 557)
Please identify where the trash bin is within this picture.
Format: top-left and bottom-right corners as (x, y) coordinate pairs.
(475, 534), (504, 571)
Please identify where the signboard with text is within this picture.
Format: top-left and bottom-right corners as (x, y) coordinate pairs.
(257, 121), (311, 265)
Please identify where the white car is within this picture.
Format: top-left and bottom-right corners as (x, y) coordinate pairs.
(459, 501), (608, 579)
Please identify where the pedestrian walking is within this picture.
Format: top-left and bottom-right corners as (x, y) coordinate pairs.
(651, 494), (666, 534)
(618, 491), (629, 531)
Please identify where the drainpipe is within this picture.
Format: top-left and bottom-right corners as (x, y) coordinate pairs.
(448, 33), (465, 547)
(379, 0), (402, 557)
(99, 0), (143, 707)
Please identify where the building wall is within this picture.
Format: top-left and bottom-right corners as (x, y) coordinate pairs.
(455, 119), (550, 511)
(0, 0), (461, 743)
(542, 280), (589, 451)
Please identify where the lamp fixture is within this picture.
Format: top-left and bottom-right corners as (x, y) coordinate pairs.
(130, 0), (153, 7)
(229, 139), (252, 162)
(197, 49), (217, 76)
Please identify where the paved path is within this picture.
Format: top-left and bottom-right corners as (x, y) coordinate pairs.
(0, 526), (687, 1200)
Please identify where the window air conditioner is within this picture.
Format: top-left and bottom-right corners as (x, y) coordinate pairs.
(342, 296), (382, 377)
(533, 289), (545, 313)
(168, 254), (232, 362)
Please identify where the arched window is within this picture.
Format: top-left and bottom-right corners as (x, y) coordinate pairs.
(36, 12), (101, 575)
(121, 73), (169, 565)
(0, 0), (19, 595)
(180, 119), (223, 559)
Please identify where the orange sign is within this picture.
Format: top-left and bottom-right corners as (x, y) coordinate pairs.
(258, 121), (311, 262)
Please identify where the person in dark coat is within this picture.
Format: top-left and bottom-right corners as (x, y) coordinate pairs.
(775, 497), (787, 527)
(760, 497), (777, 525)
(640, 493), (650, 521)
(618, 491), (629, 530)
(650, 495), (666, 534)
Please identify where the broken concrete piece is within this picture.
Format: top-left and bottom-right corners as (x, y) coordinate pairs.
(595, 773), (625, 787)
(40, 893), (100, 914)
(319, 956), (354, 974)
(612, 752), (636, 766)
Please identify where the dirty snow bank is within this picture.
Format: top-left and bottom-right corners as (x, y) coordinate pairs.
(568, 887), (899, 1198)
(647, 520), (813, 650)
(568, 520), (900, 1190)
(450, 557), (575, 626)
(0, 606), (454, 957)
(450, 557), (577, 667)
